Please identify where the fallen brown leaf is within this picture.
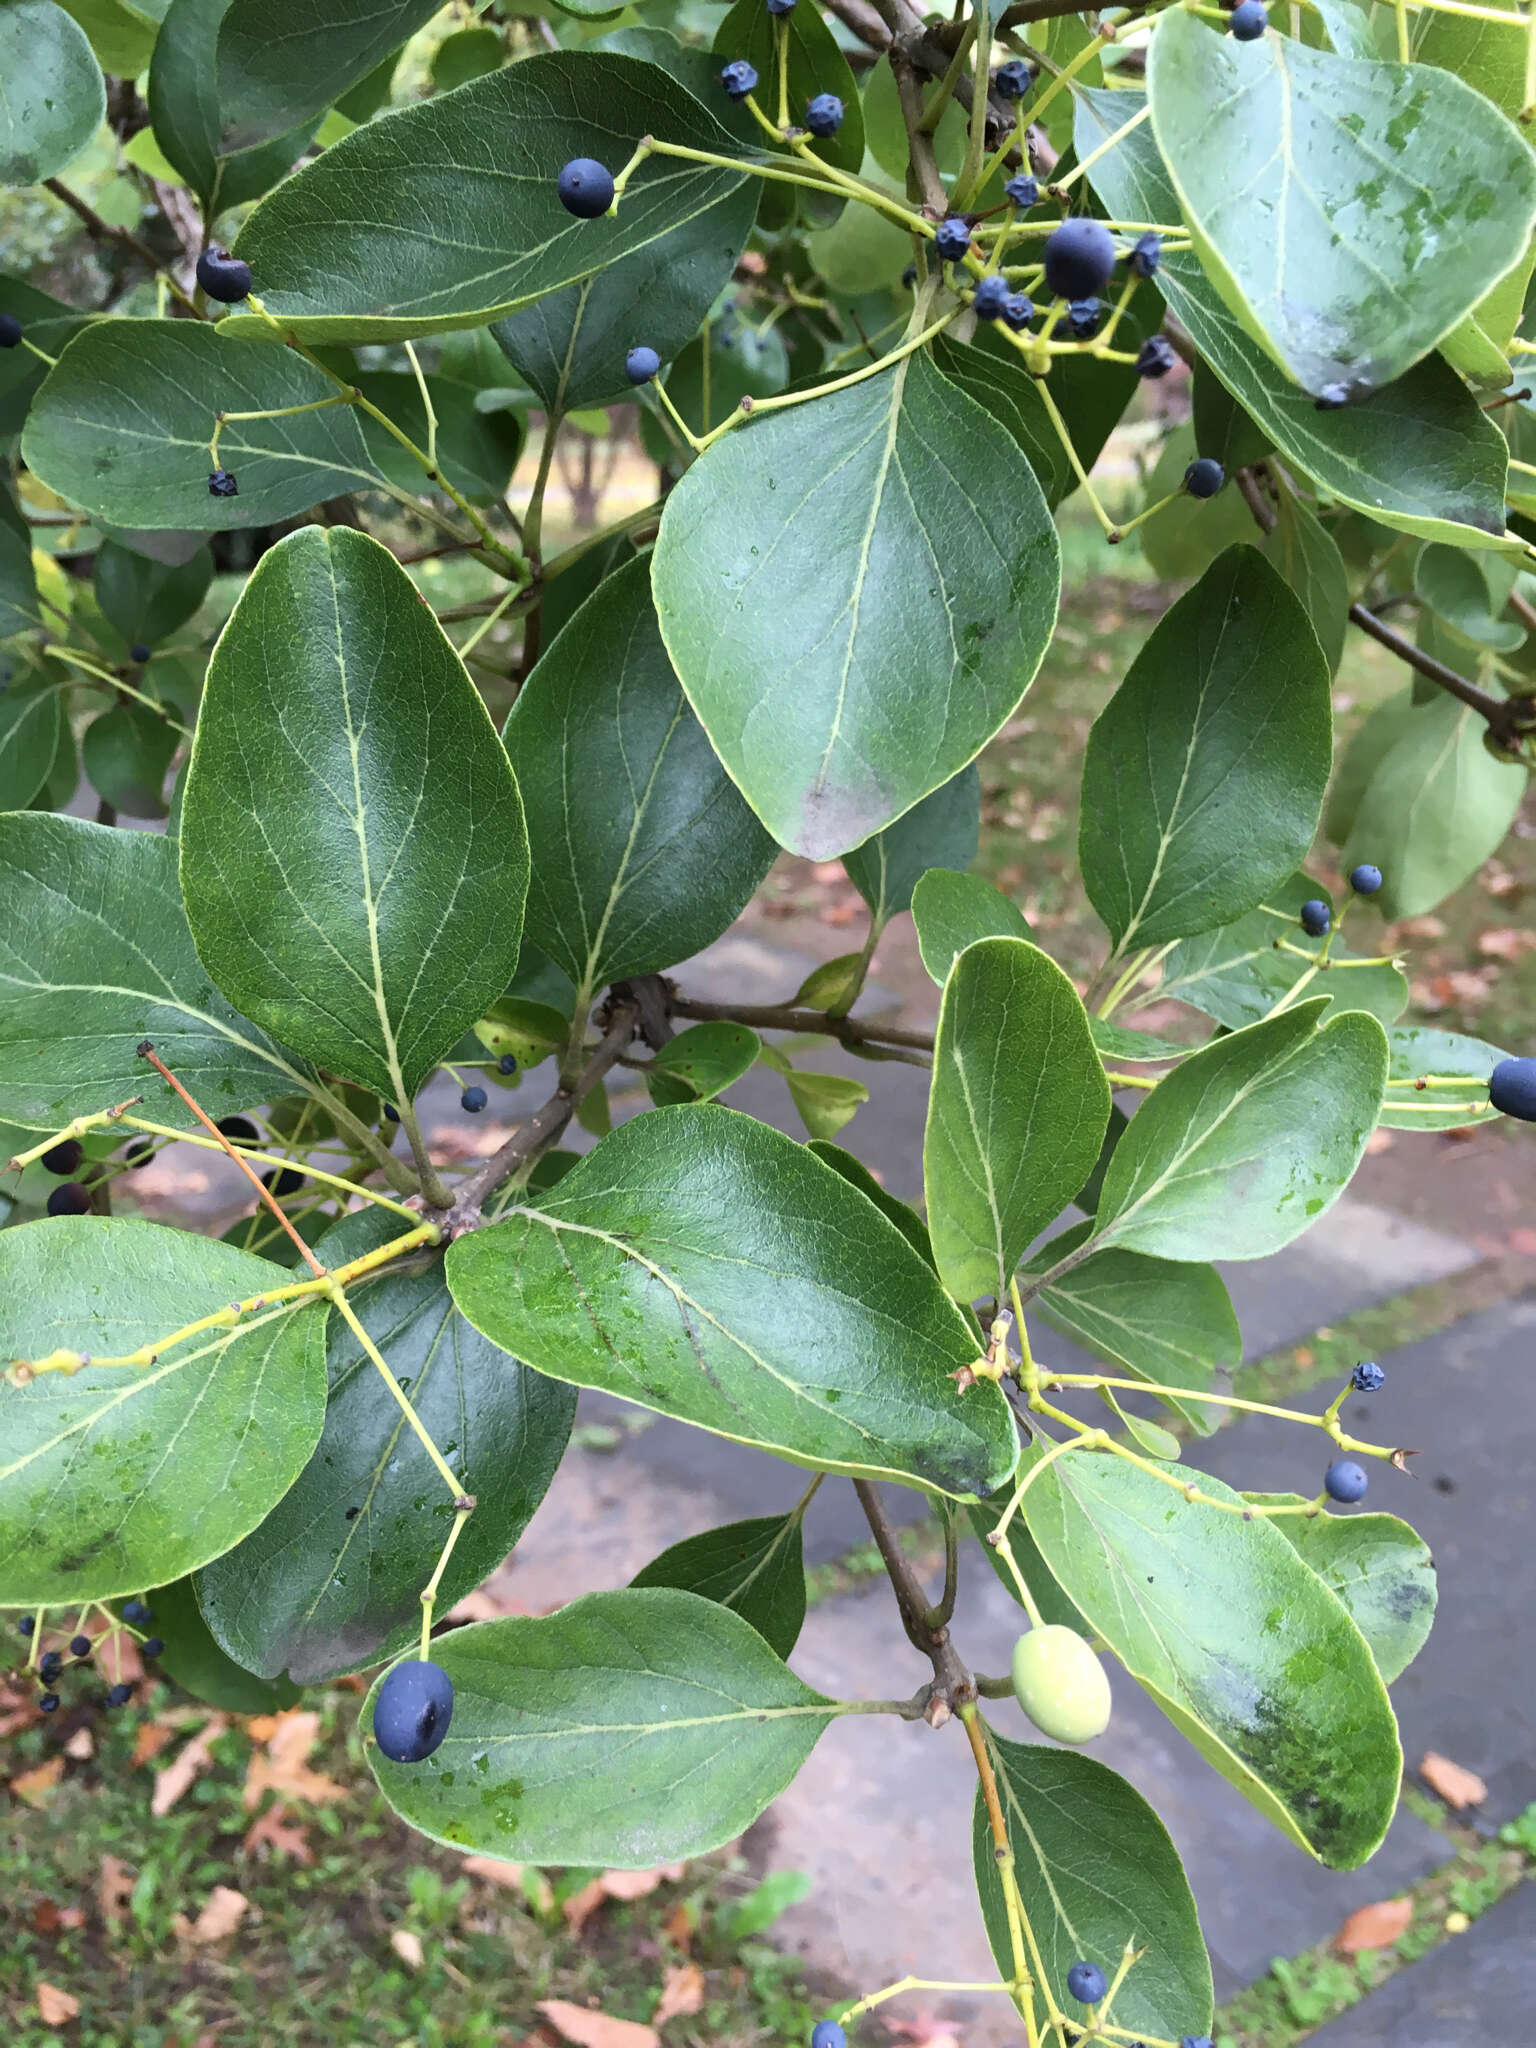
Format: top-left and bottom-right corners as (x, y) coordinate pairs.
(243, 1714), (280, 1742)
(130, 1721), (175, 1768)
(537, 2000), (658, 2048)
(1364, 1129), (1396, 1156)
(563, 1865), (686, 1934)
(62, 1727), (93, 1761)
(31, 1900), (85, 1935)
(185, 1886), (249, 1944)
(1477, 926), (1536, 962)
(243, 1804), (314, 1864)
(1420, 1752), (1487, 1808)
(10, 1756), (65, 1808)
(661, 1901), (692, 1951)
(390, 1928), (425, 1971)
(152, 1715), (229, 1816)
(1335, 1896), (1413, 1952)
(1508, 1228), (1536, 1256)
(654, 1962), (705, 2026)
(36, 1983), (80, 2027)
(243, 1709), (346, 1811)
(98, 1854), (134, 1929)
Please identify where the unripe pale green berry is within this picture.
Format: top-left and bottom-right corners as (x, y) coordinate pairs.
(1010, 1625), (1112, 1743)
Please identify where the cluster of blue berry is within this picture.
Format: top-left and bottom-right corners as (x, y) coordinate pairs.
(19, 1599), (163, 1716)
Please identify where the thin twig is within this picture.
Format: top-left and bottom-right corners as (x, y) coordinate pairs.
(44, 180), (198, 313)
(669, 990), (934, 1056)
(854, 1481), (975, 1720)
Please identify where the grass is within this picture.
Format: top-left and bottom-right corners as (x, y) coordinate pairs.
(0, 1685), (827, 2048)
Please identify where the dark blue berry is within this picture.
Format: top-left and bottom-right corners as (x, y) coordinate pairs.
(39, 1650), (63, 1681)
(124, 1137), (153, 1167)
(902, 262), (918, 288)
(1351, 1360), (1385, 1393)
(69, 1635), (91, 1658)
(498, 1052), (517, 1075)
(1489, 1056), (1536, 1120)
(556, 158), (614, 218)
(626, 345), (660, 385)
(934, 216), (972, 262)
(972, 275), (1011, 321)
(1067, 297), (1104, 338)
(39, 1691), (60, 1712)
(47, 1182), (92, 1217)
(461, 1085), (488, 1113)
(19, 1616), (35, 1637)
(1183, 457), (1225, 499)
(719, 59), (759, 99)
(0, 311), (22, 348)
(994, 59), (1034, 99)
(1002, 292), (1035, 331)
(1349, 863), (1382, 895)
(1315, 383), (1349, 410)
(811, 2026), (846, 2048)
(1004, 173), (1038, 208)
(805, 92), (844, 137)
(1067, 1962), (1106, 2005)
(217, 1115), (259, 1145)
(196, 246), (252, 302)
(141, 1637), (163, 1658)
(1131, 231), (1162, 277)
(767, 0), (796, 13)
(1136, 335), (1178, 379)
(373, 1658), (454, 1763)
(1325, 1459), (1368, 1504)
(41, 1138), (84, 1175)
(1299, 898), (1331, 937)
(106, 1681), (135, 1707)
(1229, 0), (1267, 34)
(261, 1165), (305, 1197)
(121, 1600), (152, 1626)
(383, 1103), (401, 1122)
(208, 468), (239, 498)
(1043, 218), (1115, 300)
(129, 642), (153, 664)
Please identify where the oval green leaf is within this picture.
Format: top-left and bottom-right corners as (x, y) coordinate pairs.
(180, 526), (529, 1102)
(365, 1589), (838, 1865)
(0, 1217), (327, 1604)
(0, 679), (63, 811)
(1244, 1495), (1437, 1684)
(653, 350), (1061, 859)
(911, 869), (1031, 986)
(631, 1512), (806, 1658)
(446, 1104), (1016, 1500)
(0, 0), (105, 187)
(842, 766), (979, 928)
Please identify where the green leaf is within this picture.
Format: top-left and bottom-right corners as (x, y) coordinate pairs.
(354, 372), (524, 506)
(807, 1137), (934, 1266)
(1265, 484), (1350, 675)
(55, 0), (160, 79)
(640, 318), (791, 457)
(227, 54), (751, 345)
(911, 868), (1031, 986)
(0, 287), (103, 441)
(1018, 1443), (1402, 1866)
(470, 998), (570, 1074)
(631, 1512), (806, 1657)
(365, 1590), (837, 1864)
(783, 1067), (868, 1141)
(1380, 1023), (1504, 1129)
(1149, 12), (1536, 398)
(1340, 692), (1528, 918)
(139, 1578), (301, 1714)
(925, 937), (1109, 1303)
(0, 1217), (327, 1604)
(197, 1210), (576, 1685)
(713, 0), (864, 174)
(1076, 89), (1516, 549)
(81, 701), (178, 818)
(1089, 1019), (1194, 1063)
(842, 766), (978, 927)
(0, 515), (38, 639)
(1093, 1000), (1389, 1261)
(1245, 1496), (1436, 1685)
(94, 538), (211, 650)
(148, 0), (318, 210)
(0, 813), (310, 1134)
(506, 556), (776, 999)
(791, 954), (864, 1012)
(973, 1734), (1213, 2042)
(180, 527), (529, 1102)
(1414, 543), (1524, 649)
(446, 1105), (1015, 1500)
(1080, 546), (1333, 953)
(0, 680), (63, 811)
(932, 331), (1074, 509)
(646, 1021), (761, 1106)
(0, 0), (105, 186)
(1160, 873), (1409, 1033)
(1023, 1218), (1238, 1432)
(653, 351), (1061, 859)
(803, 180), (911, 295)
(208, 0), (440, 156)
(1192, 363), (1270, 473)
(714, 1868), (814, 1939)
(1413, 0), (1528, 123)
(1137, 424), (1257, 583)
(431, 23), (501, 91)
(22, 321), (387, 532)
